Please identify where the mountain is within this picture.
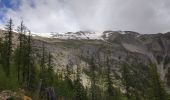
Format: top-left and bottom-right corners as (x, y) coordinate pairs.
(1, 29), (170, 92)
(30, 30), (170, 90)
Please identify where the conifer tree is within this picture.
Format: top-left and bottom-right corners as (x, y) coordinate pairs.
(106, 57), (113, 99)
(74, 65), (87, 100)
(40, 42), (46, 80)
(149, 64), (170, 100)
(0, 38), (2, 63)
(26, 30), (37, 90)
(15, 21), (27, 82)
(47, 52), (54, 86)
(40, 42), (46, 73)
(65, 59), (73, 80)
(22, 33), (29, 83)
(105, 56), (122, 100)
(65, 60), (74, 88)
(14, 21), (36, 89)
(2, 18), (14, 76)
(26, 31), (32, 87)
(90, 57), (97, 100)
(39, 42), (49, 99)
(121, 62), (131, 100)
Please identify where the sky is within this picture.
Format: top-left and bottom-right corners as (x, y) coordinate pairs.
(0, 0), (170, 35)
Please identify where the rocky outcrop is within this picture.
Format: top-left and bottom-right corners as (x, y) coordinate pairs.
(0, 89), (32, 100)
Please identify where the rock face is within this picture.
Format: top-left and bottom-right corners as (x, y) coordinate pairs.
(32, 31), (170, 88)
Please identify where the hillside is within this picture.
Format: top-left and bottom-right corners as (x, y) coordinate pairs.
(32, 31), (170, 88)
(0, 29), (170, 99)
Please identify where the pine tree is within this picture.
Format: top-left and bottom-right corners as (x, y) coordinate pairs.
(26, 30), (37, 90)
(39, 42), (48, 99)
(65, 59), (73, 81)
(0, 38), (2, 63)
(106, 57), (113, 99)
(2, 18), (14, 76)
(105, 57), (122, 100)
(90, 57), (97, 100)
(15, 21), (27, 82)
(22, 33), (29, 84)
(40, 42), (46, 73)
(14, 22), (36, 89)
(121, 62), (131, 100)
(74, 65), (87, 100)
(47, 52), (54, 86)
(65, 60), (74, 88)
(149, 64), (170, 100)
(26, 31), (32, 87)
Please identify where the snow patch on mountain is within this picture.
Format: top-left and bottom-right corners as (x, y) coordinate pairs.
(49, 30), (133, 40)
(0, 27), (142, 40)
(50, 31), (104, 40)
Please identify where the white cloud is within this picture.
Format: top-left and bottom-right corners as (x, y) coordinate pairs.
(1, 0), (170, 35)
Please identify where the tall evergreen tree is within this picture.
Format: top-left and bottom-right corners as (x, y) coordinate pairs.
(106, 57), (113, 99)
(26, 30), (37, 90)
(40, 42), (46, 73)
(65, 59), (73, 81)
(121, 62), (131, 100)
(105, 56), (122, 100)
(149, 64), (170, 100)
(65, 60), (74, 88)
(2, 18), (14, 76)
(39, 41), (49, 99)
(90, 57), (97, 100)
(21, 32), (29, 84)
(26, 31), (32, 87)
(15, 21), (27, 82)
(106, 57), (112, 95)
(14, 21), (36, 89)
(47, 52), (54, 86)
(74, 65), (87, 100)
(0, 37), (2, 63)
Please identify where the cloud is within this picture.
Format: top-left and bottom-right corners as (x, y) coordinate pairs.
(0, 0), (170, 35)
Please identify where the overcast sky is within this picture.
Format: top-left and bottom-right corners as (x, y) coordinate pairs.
(0, 0), (170, 35)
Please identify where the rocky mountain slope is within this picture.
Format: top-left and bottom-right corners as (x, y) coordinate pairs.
(31, 31), (170, 89)
(1, 29), (170, 90)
